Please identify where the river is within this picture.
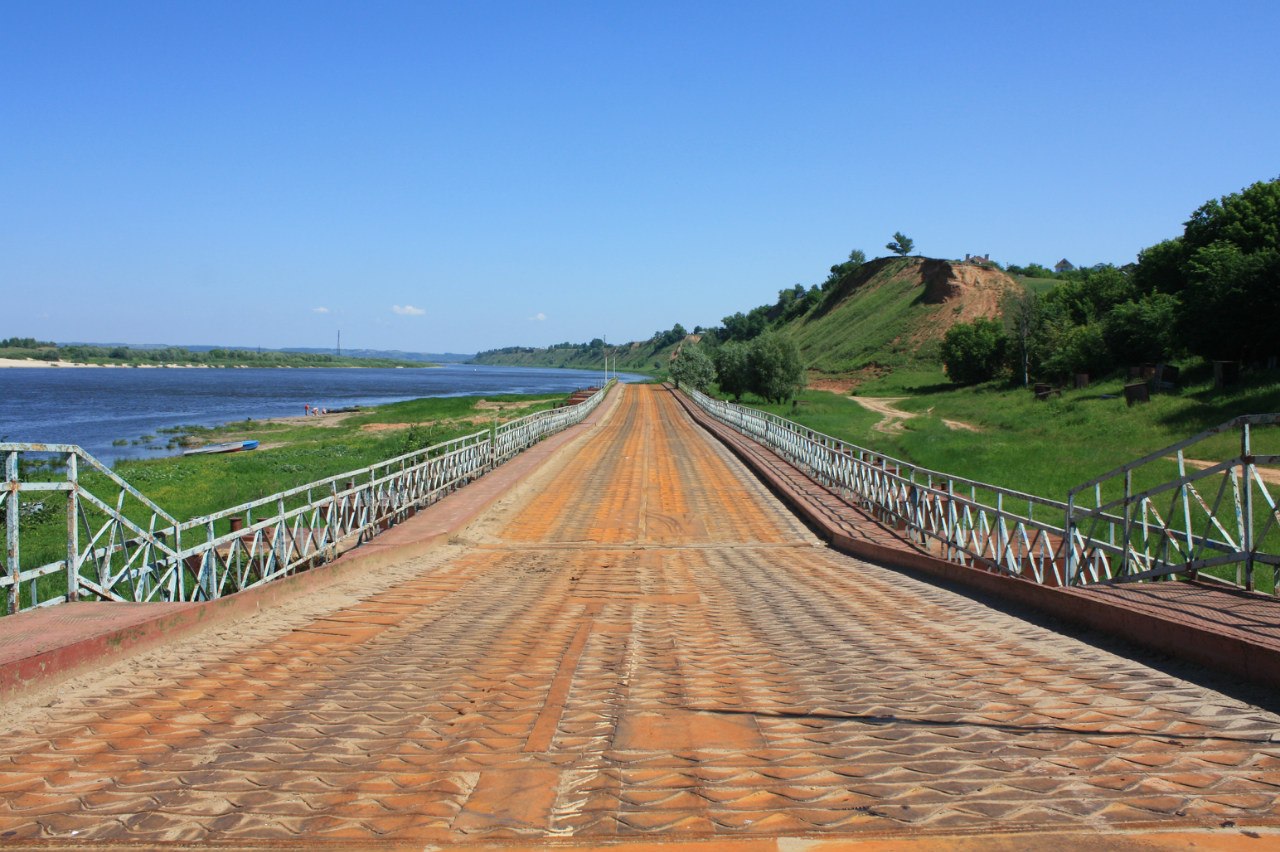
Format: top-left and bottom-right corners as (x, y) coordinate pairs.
(0, 364), (644, 465)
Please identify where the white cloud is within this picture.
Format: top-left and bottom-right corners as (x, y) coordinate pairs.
(392, 305), (425, 316)
(312, 306), (330, 314)
(529, 311), (547, 321)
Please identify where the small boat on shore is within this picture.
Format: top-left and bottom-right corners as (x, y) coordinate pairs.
(183, 439), (259, 456)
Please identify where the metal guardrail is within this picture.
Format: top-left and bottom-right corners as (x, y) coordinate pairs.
(2, 381), (613, 614)
(1066, 414), (1280, 590)
(686, 388), (1279, 593)
(495, 382), (611, 465)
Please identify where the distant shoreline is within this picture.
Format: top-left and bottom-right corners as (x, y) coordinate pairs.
(0, 358), (214, 369)
(0, 358), (439, 370)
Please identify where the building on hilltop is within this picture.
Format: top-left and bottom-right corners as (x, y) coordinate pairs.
(963, 253), (995, 266)
(1055, 258), (1075, 273)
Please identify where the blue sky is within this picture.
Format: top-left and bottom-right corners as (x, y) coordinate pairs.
(2, 1), (1277, 354)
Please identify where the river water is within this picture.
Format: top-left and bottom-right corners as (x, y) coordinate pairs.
(0, 364), (642, 465)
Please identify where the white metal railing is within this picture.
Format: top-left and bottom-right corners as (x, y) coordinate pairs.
(2, 382), (613, 614)
(494, 380), (613, 464)
(685, 388), (1279, 593)
(1065, 414), (1280, 591)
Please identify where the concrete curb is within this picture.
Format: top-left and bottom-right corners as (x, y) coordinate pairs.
(669, 385), (1280, 691)
(0, 385), (625, 699)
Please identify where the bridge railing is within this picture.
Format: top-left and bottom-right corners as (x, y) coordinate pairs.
(2, 382), (613, 614)
(685, 388), (1278, 592)
(494, 380), (613, 464)
(1065, 414), (1280, 591)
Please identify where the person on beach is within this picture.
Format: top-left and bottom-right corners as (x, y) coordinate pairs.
(305, 404), (311, 416)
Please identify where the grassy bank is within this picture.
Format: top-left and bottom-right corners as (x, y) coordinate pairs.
(731, 361), (1280, 593)
(8, 391), (569, 606)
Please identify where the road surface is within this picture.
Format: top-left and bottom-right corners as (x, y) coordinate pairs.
(0, 384), (1276, 847)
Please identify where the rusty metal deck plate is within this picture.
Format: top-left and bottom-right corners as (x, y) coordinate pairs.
(0, 386), (1276, 847)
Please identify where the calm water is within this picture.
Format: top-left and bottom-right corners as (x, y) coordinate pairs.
(0, 364), (643, 465)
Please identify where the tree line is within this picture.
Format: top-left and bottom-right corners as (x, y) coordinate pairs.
(0, 340), (423, 368)
(672, 232), (920, 403)
(942, 178), (1280, 385)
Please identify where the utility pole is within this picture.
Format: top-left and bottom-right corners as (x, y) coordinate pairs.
(337, 329), (341, 358)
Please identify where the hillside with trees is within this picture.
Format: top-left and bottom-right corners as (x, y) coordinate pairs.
(472, 326), (694, 374)
(475, 177), (1279, 403)
(940, 177), (1279, 386)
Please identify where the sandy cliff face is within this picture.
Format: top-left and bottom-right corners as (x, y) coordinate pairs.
(915, 258), (1022, 339)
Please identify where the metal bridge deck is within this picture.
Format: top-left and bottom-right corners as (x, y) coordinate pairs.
(0, 384), (1277, 848)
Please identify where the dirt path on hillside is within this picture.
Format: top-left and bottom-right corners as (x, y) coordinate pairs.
(850, 395), (981, 435)
(1167, 456), (1280, 487)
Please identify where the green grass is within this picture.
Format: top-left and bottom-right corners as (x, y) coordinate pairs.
(787, 260), (940, 372)
(8, 392), (568, 608)
(733, 362), (1280, 593)
(1017, 276), (1060, 295)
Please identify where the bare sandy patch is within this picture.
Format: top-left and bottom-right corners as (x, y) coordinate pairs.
(807, 375), (855, 394)
(474, 398), (549, 412)
(360, 422), (413, 433)
(1170, 457), (1280, 487)
(0, 357), (98, 368)
(262, 411), (359, 427)
(807, 366), (891, 395)
(850, 396), (981, 435)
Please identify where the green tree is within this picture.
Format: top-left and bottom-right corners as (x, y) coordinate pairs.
(1020, 263), (1054, 278)
(713, 341), (751, 401)
(1134, 178), (1280, 361)
(720, 307), (769, 342)
(1039, 321), (1111, 381)
(940, 319), (1007, 385)
(1001, 290), (1041, 387)
(747, 333), (805, 403)
(1184, 178), (1280, 256)
(1180, 242), (1280, 360)
(1102, 293), (1180, 365)
(824, 249), (867, 290)
(669, 344), (715, 392)
(886, 232), (915, 256)
(1132, 238), (1185, 295)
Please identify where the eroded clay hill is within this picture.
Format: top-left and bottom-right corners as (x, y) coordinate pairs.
(785, 255), (1024, 376)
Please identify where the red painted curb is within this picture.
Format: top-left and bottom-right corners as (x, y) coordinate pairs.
(670, 385), (1280, 691)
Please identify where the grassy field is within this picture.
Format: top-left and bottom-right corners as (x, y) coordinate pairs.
(735, 361), (1280, 593)
(8, 392), (568, 607)
(1017, 276), (1060, 295)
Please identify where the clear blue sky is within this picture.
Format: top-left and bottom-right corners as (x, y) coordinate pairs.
(3, 1), (1277, 354)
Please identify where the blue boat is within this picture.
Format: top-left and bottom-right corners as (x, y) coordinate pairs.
(183, 439), (259, 456)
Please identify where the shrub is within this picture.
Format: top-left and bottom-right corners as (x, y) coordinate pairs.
(669, 344), (715, 392)
(747, 333), (805, 403)
(713, 341), (751, 401)
(941, 319), (1006, 385)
